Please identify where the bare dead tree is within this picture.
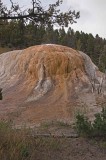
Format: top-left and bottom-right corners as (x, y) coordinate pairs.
(97, 75), (104, 94)
(89, 69), (106, 95)
(89, 70), (96, 93)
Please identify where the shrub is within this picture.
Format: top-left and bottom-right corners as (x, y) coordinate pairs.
(75, 107), (106, 138)
(93, 107), (106, 137)
(75, 113), (92, 137)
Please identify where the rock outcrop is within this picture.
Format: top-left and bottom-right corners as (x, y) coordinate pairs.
(0, 44), (106, 126)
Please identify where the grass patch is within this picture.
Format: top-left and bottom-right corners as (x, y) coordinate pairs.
(0, 121), (64, 160)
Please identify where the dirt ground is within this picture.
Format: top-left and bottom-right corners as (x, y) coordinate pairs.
(0, 118), (106, 160)
(31, 137), (106, 160)
(24, 122), (106, 160)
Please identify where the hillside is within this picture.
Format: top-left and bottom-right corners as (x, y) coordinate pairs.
(0, 44), (106, 127)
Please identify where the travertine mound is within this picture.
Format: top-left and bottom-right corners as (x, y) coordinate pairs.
(0, 44), (105, 126)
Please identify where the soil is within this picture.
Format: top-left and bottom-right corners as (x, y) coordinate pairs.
(30, 136), (106, 160)
(16, 122), (106, 160)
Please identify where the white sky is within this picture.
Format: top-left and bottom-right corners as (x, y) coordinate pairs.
(3, 0), (106, 38)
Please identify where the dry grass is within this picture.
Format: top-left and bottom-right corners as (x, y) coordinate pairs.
(0, 121), (63, 160)
(0, 121), (106, 160)
(0, 47), (13, 54)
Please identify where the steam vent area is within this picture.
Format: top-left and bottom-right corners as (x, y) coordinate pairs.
(0, 44), (106, 126)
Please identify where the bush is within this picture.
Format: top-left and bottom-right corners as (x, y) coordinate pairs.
(75, 107), (106, 138)
(93, 107), (106, 137)
(75, 113), (93, 137)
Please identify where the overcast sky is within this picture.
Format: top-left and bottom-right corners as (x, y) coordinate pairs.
(4, 0), (106, 38)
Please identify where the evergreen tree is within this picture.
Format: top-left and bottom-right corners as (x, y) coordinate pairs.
(94, 34), (104, 65)
(98, 44), (106, 71)
(75, 31), (82, 50)
(59, 27), (67, 46)
(86, 33), (94, 58)
(0, 0), (80, 27)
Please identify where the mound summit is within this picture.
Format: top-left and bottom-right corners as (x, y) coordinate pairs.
(0, 44), (105, 126)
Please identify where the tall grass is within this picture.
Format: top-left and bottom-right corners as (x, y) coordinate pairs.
(0, 121), (62, 160)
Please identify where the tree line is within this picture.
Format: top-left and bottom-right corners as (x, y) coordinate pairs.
(0, 20), (106, 71)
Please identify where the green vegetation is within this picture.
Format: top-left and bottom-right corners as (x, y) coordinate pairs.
(0, 1), (106, 71)
(0, 118), (105, 159)
(75, 107), (106, 138)
(0, 0), (79, 27)
(0, 24), (106, 71)
(0, 0), (79, 53)
(0, 121), (63, 160)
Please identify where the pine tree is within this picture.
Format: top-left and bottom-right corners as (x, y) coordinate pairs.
(86, 33), (94, 59)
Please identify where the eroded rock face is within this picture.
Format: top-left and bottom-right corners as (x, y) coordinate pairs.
(0, 44), (105, 126)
